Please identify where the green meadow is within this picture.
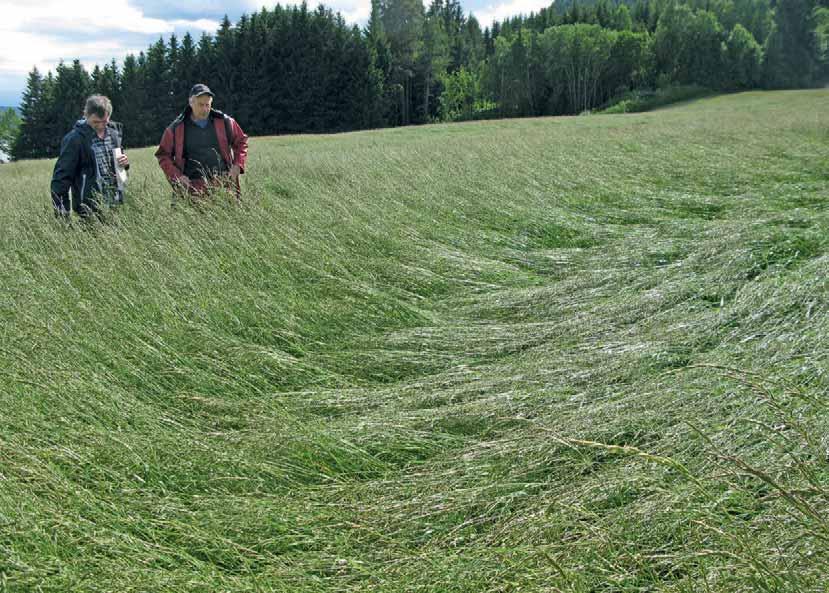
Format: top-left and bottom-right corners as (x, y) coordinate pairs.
(1, 90), (828, 592)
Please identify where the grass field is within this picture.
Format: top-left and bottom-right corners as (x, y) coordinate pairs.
(1, 90), (829, 592)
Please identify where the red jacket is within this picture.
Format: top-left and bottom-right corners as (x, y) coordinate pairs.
(155, 107), (248, 185)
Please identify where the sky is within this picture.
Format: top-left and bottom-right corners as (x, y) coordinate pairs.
(0, 0), (552, 107)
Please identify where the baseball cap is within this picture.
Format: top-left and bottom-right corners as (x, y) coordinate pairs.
(189, 83), (214, 98)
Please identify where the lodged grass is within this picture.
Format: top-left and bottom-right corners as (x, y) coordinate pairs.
(1, 89), (829, 592)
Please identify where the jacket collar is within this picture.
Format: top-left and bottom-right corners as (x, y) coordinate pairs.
(176, 106), (225, 125)
(74, 119), (95, 139)
(75, 119), (120, 139)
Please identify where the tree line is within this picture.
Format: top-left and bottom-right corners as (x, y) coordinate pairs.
(11, 0), (829, 160)
(0, 108), (20, 160)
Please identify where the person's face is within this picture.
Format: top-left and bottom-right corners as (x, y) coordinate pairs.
(86, 112), (110, 135)
(190, 94), (213, 120)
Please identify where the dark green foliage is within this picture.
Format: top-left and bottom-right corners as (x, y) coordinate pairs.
(438, 66), (484, 120)
(117, 54), (149, 147)
(12, 69), (56, 160)
(485, 0), (825, 115)
(51, 60), (92, 136)
(13, 60), (91, 160)
(0, 107), (21, 158)
(653, 4), (725, 88)
(725, 24), (763, 89)
(763, 0), (824, 88)
(732, 0), (774, 43)
(90, 61), (121, 116)
(481, 23), (651, 116)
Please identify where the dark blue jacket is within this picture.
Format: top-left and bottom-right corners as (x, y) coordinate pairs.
(50, 120), (126, 216)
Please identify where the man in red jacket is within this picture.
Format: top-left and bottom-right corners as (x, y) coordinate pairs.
(155, 83), (248, 200)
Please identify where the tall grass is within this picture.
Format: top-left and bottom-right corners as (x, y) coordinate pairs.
(1, 89), (828, 592)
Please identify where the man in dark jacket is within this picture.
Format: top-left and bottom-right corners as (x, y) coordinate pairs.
(51, 95), (130, 218)
(155, 84), (248, 200)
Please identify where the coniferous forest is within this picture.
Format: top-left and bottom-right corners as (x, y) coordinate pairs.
(11, 0), (829, 160)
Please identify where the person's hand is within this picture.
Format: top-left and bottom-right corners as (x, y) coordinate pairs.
(229, 165), (241, 180)
(117, 153), (129, 168)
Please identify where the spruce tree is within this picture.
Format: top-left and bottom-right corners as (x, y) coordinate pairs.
(119, 53), (151, 146)
(145, 38), (174, 136)
(54, 61), (90, 120)
(763, 0), (822, 87)
(173, 33), (197, 109)
(11, 68), (46, 160)
(381, 0), (425, 124)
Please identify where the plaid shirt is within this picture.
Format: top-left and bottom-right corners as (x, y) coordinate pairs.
(90, 133), (119, 205)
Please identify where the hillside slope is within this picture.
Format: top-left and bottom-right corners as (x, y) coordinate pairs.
(1, 90), (828, 592)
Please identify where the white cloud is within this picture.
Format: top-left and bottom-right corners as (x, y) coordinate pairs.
(472, 0), (550, 28)
(171, 19), (222, 31)
(334, 0), (371, 24)
(0, 31), (74, 76)
(142, 0), (255, 18)
(0, 0), (219, 93)
(2, 0), (173, 36)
